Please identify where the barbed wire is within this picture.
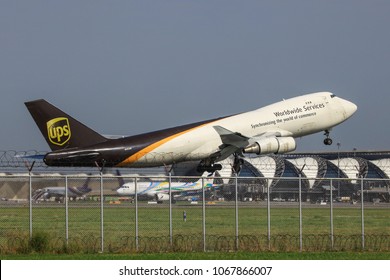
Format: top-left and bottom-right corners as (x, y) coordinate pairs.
(1, 150), (390, 182)
(0, 150), (47, 168)
(1, 150), (390, 166)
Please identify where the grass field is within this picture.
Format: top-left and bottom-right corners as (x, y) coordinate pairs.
(2, 251), (390, 260)
(1, 202), (389, 255)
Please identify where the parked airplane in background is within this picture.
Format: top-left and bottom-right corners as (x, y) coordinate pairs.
(116, 177), (216, 201)
(32, 177), (91, 202)
(25, 92), (357, 173)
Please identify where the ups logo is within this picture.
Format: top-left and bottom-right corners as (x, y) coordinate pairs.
(47, 117), (71, 146)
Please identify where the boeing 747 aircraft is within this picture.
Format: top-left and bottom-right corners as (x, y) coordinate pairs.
(25, 92), (357, 172)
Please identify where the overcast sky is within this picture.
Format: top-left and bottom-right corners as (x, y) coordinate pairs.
(1, 0), (389, 153)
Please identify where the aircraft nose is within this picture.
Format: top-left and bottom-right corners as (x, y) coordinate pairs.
(340, 98), (357, 118)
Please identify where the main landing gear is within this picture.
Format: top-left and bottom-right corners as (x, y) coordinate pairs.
(197, 153), (244, 174)
(197, 160), (222, 173)
(323, 130), (333, 145)
(232, 153), (244, 174)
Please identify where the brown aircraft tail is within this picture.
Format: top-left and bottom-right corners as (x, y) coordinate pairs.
(25, 99), (107, 151)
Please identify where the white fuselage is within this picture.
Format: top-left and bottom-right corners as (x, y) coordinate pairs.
(129, 92), (356, 166)
(116, 180), (213, 199)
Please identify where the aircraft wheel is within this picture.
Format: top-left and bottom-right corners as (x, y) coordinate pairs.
(213, 164), (222, 171)
(197, 164), (222, 173)
(323, 138), (333, 145)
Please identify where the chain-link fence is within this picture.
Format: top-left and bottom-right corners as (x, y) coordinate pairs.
(0, 173), (389, 254)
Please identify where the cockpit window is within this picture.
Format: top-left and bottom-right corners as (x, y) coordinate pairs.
(330, 94), (336, 98)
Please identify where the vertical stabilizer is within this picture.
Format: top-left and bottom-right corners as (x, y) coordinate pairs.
(25, 99), (107, 151)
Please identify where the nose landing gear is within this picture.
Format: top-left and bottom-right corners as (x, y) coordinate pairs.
(323, 130), (333, 145)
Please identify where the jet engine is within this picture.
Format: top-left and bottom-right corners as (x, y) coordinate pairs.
(243, 137), (296, 155)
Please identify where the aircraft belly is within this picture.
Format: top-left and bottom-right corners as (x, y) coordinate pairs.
(138, 126), (222, 163)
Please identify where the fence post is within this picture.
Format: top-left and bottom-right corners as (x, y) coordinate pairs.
(202, 177), (206, 252)
(298, 165), (305, 252)
(100, 171), (104, 253)
(169, 172), (173, 246)
(65, 175), (69, 248)
(94, 161), (105, 253)
(298, 174), (302, 252)
(235, 173), (239, 251)
(26, 161), (35, 240)
(267, 178), (271, 250)
(29, 171), (32, 239)
(361, 177), (365, 250)
(330, 178), (334, 250)
(28, 173), (32, 239)
(135, 177), (139, 251)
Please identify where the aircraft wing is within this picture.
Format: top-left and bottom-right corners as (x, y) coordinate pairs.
(212, 125), (293, 161)
(211, 126), (250, 161)
(213, 126), (250, 148)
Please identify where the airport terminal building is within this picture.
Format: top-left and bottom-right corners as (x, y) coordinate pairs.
(212, 151), (390, 203)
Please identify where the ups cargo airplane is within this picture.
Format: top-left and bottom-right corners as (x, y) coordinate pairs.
(25, 92), (357, 172)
